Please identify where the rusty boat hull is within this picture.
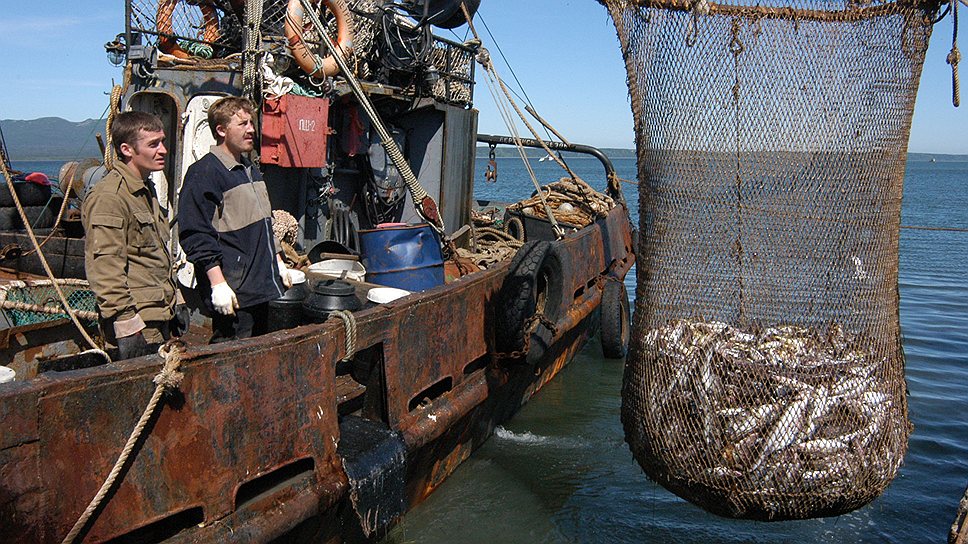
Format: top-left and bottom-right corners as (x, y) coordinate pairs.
(0, 207), (634, 543)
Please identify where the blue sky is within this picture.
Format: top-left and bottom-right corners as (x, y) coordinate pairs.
(1, 0), (964, 153)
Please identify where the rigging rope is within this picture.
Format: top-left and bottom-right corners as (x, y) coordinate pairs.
(949, 0), (962, 106)
(243, 0), (265, 102)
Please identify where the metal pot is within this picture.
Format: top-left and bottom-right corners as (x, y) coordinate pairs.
(268, 279), (309, 332)
(302, 279), (361, 323)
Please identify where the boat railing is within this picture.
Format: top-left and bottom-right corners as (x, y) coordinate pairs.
(476, 134), (625, 203)
(123, 0), (475, 106)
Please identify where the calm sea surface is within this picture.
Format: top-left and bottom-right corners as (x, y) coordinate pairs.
(13, 157), (968, 543)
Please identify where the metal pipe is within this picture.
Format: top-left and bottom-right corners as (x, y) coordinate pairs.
(476, 134), (617, 184)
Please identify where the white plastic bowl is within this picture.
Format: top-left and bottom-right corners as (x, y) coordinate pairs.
(366, 287), (411, 304)
(308, 259), (366, 282)
(289, 269), (306, 284)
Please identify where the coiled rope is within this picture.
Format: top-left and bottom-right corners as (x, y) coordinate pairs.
(61, 341), (185, 544)
(328, 309), (358, 361)
(459, 5), (614, 239)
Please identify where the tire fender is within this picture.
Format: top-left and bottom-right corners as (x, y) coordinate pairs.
(599, 279), (631, 359)
(495, 241), (570, 364)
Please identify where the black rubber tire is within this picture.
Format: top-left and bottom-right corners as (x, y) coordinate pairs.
(14, 182), (52, 207)
(0, 207), (18, 230)
(0, 184), (12, 207)
(21, 204), (58, 230)
(600, 279), (631, 359)
(495, 241), (566, 364)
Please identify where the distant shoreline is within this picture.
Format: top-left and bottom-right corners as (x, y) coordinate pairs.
(3, 118), (965, 162)
(11, 152), (968, 162)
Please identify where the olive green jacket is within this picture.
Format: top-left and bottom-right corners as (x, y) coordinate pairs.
(81, 162), (176, 338)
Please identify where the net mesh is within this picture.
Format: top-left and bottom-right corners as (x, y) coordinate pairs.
(0, 281), (96, 327)
(604, 0), (939, 520)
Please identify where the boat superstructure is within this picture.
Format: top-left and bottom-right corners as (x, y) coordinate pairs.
(0, 1), (635, 542)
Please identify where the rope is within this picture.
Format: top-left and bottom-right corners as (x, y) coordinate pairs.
(0, 148), (100, 351)
(328, 310), (358, 361)
(243, 0), (265, 102)
(462, 6), (597, 239)
(457, 219), (524, 269)
(0, 300), (97, 321)
(22, 192), (73, 257)
(104, 85), (123, 171)
(949, 0), (961, 107)
(61, 341), (185, 544)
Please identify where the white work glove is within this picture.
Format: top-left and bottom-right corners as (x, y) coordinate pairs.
(278, 257), (293, 289)
(211, 282), (239, 315)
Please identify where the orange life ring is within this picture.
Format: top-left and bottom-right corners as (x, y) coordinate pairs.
(156, 0), (220, 59)
(285, 0), (354, 80)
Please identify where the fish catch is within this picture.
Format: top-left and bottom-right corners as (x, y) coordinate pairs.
(637, 318), (909, 517)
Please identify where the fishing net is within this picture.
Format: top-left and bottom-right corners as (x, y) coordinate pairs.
(603, 0), (940, 520)
(0, 280), (96, 327)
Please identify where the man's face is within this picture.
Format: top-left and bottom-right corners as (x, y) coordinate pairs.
(121, 129), (167, 178)
(217, 109), (256, 156)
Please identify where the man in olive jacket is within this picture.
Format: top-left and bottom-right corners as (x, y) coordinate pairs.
(82, 111), (180, 359)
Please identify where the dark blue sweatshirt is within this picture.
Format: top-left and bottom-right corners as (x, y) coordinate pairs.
(178, 147), (284, 309)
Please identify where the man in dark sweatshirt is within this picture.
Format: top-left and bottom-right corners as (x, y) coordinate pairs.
(178, 96), (296, 342)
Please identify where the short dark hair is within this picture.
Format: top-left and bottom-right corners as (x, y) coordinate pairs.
(208, 96), (257, 140)
(111, 111), (164, 157)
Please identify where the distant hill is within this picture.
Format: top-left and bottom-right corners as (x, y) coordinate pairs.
(3, 118), (964, 163)
(1, 118), (106, 161)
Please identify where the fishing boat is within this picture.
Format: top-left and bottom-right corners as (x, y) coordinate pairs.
(0, 0), (634, 542)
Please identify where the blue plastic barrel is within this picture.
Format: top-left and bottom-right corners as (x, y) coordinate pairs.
(358, 223), (444, 291)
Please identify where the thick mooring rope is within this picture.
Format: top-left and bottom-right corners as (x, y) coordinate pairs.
(243, 0), (265, 101)
(0, 300), (97, 321)
(61, 342), (185, 544)
(328, 309), (358, 362)
(297, 0), (444, 233)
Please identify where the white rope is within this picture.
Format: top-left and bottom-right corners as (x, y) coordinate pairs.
(61, 342), (185, 544)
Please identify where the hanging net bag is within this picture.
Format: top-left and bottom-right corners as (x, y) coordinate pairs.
(603, 0), (940, 521)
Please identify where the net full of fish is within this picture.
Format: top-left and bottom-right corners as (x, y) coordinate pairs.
(629, 319), (908, 519)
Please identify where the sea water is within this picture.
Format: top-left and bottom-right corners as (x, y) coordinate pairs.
(13, 157), (967, 543)
(382, 156), (968, 544)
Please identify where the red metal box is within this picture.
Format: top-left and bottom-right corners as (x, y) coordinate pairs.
(261, 94), (332, 168)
